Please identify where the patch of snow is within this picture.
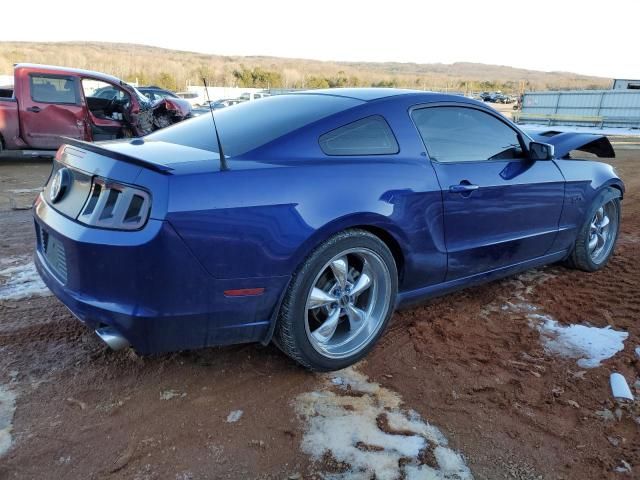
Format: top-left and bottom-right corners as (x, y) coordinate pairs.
(294, 367), (472, 480)
(0, 384), (17, 457)
(226, 410), (243, 423)
(529, 314), (627, 368)
(635, 346), (640, 359)
(0, 257), (51, 301)
(486, 270), (628, 368)
(159, 390), (186, 401)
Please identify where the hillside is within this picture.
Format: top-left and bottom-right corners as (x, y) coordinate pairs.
(0, 41), (610, 93)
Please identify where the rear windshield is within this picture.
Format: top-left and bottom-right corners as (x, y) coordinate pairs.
(145, 94), (362, 156)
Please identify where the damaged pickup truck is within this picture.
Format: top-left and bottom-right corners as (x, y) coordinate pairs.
(0, 64), (191, 158)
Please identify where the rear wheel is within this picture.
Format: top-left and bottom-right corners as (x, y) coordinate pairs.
(275, 230), (397, 371)
(566, 187), (621, 271)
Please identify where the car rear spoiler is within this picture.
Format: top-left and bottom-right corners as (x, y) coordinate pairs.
(527, 131), (615, 159)
(60, 137), (174, 174)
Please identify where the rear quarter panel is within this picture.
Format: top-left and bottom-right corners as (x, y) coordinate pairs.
(167, 157), (446, 292)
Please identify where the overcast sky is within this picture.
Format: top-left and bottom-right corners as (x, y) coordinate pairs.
(2, 0), (637, 78)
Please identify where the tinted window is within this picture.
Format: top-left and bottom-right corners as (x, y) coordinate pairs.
(146, 94), (363, 156)
(319, 115), (399, 156)
(30, 75), (77, 104)
(412, 106), (524, 163)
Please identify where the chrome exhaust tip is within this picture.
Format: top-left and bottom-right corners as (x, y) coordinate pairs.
(95, 327), (130, 351)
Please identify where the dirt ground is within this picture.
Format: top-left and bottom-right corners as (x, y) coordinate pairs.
(0, 140), (639, 480)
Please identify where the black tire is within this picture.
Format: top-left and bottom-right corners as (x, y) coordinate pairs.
(274, 229), (398, 371)
(566, 187), (621, 272)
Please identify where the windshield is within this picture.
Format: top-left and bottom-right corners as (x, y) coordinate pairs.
(127, 84), (152, 106)
(145, 94), (363, 157)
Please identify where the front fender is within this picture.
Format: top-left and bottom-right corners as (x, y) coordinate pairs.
(550, 159), (624, 253)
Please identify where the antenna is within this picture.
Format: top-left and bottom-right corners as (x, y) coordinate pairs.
(202, 77), (228, 171)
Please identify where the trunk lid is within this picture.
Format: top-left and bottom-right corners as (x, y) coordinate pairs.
(62, 137), (223, 175)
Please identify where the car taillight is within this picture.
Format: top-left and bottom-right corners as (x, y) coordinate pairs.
(77, 178), (151, 230)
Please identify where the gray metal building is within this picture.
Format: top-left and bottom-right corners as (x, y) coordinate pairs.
(516, 89), (640, 129)
(612, 79), (640, 90)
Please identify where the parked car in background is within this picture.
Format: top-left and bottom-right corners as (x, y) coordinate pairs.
(494, 93), (515, 104)
(238, 92), (270, 102)
(0, 64), (191, 157)
(201, 98), (243, 109)
(192, 98), (244, 116)
(175, 91), (203, 107)
(138, 86), (179, 101)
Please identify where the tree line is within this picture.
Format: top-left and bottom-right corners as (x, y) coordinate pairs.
(0, 42), (610, 94)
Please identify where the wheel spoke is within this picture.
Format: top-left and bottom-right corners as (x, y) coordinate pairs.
(311, 308), (341, 344)
(351, 261), (372, 297)
(330, 257), (348, 289)
(588, 235), (598, 252)
(308, 287), (337, 310)
(596, 207), (604, 221)
(596, 232), (606, 249)
(345, 304), (367, 331)
(598, 215), (610, 230)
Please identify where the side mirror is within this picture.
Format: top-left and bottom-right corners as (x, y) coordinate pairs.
(529, 141), (555, 160)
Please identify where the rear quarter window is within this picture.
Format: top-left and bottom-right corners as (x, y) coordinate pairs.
(319, 115), (399, 156)
(146, 94), (363, 156)
(30, 75), (78, 104)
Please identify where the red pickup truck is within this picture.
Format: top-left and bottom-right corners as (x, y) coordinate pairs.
(0, 64), (191, 158)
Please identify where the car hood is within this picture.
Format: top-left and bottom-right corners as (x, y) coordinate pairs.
(152, 97), (192, 117)
(528, 131), (615, 159)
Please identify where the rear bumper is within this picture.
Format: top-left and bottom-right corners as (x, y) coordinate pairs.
(33, 196), (288, 354)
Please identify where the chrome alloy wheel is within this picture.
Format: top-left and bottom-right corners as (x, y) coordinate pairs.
(588, 201), (618, 264)
(304, 248), (392, 359)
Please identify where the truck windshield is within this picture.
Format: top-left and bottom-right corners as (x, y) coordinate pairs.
(144, 94), (362, 157)
(129, 85), (152, 107)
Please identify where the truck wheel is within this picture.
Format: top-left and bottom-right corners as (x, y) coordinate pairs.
(275, 229), (397, 371)
(566, 187), (621, 272)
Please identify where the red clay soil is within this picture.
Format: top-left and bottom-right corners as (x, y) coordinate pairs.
(0, 146), (639, 479)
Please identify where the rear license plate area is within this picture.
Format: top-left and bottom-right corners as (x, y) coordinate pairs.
(40, 227), (68, 283)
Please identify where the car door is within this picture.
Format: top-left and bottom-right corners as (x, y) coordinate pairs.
(411, 104), (565, 281)
(19, 73), (85, 149)
(80, 78), (129, 141)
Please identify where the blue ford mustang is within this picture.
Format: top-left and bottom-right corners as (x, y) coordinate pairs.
(34, 88), (623, 371)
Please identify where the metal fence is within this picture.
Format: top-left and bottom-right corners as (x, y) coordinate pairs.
(515, 90), (640, 129)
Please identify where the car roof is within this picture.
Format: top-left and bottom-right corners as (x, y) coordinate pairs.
(291, 88), (486, 109)
(295, 87), (425, 101)
(14, 63), (124, 85)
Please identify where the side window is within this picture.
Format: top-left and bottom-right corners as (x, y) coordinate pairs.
(319, 115), (399, 156)
(412, 107), (524, 163)
(30, 75), (77, 104)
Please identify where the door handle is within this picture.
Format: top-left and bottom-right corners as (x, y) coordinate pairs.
(27, 106), (41, 113)
(449, 183), (479, 193)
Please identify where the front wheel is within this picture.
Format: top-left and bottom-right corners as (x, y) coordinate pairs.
(566, 187), (621, 272)
(274, 229), (397, 371)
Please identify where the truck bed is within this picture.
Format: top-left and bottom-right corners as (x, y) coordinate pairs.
(0, 86), (13, 98)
